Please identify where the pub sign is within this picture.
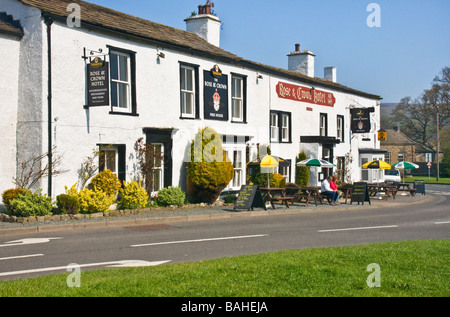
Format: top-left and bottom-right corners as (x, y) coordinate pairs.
(87, 57), (110, 107)
(350, 108), (371, 133)
(204, 65), (228, 121)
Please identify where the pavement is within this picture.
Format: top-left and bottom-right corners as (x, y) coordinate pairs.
(0, 192), (433, 236)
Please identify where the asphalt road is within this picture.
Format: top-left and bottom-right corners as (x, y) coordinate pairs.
(0, 184), (448, 281)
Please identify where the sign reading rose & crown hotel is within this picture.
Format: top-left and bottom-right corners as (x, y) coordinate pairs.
(276, 82), (336, 107)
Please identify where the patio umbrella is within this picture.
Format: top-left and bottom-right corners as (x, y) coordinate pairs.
(362, 160), (391, 169)
(296, 158), (336, 167)
(247, 156), (290, 167)
(393, 161), (419, 182)
(259, 155), (279, 187)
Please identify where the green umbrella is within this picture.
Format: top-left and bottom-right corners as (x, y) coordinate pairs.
(393, 161), (419, 182)
(296, 158), (335, 167)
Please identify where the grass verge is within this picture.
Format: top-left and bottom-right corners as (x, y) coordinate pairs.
(408, 176), (450, 184)
(1, 240), (448, 297)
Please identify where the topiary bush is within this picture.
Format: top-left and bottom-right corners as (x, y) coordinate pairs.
(56, 193), (80, 215)
(295, 151), (310, 186)
(155, 186), (186, 207)
(186, 127), (234, 204)
(88, 169), (121, 198)
(2, 188), (31, 210)
(118, 180), (149, 210)
(271, 173), (286, 188)
(10, 190), (54, 217)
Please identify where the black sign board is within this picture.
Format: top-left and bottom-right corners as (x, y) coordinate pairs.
(350, 182), (371, 205)
(414, 180), (426, 195)
(350, 108), (371, 133)
(234, 185), (267, 211)
(204, 66), (228, 121)
(87, 58), (110, 107)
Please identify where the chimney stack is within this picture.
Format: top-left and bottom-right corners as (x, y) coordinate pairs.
(287, 43), (315, 77)
(324, 66), (337, 82)
(185, 3), (221, 47)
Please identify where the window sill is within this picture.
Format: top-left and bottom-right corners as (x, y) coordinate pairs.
(231, 120), (247, 124)
(109, 111), (139, 117)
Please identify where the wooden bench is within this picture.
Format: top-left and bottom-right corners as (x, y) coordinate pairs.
(272, 196), (295, 208)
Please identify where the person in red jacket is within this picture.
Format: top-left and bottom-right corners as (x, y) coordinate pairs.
(329, 176), (340, 204)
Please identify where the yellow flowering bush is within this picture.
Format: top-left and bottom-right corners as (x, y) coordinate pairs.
(65, 184), (114, 214)
(118, 180), (149, 210)
(88, 170), (121, 197)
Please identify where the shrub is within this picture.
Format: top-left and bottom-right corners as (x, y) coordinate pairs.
(118, 180), (149, 210)
(186, 127), (234, 204)
(155, 186), (186, 207)
(271, 173), (286, 187)
(56, 194), (80, 215)
(88, 169), (121, 198)
(2, 188), (31, 210)
(295, 151), (310, 186)
(65, 184), (114, 214)
(10, 190), (53, 217)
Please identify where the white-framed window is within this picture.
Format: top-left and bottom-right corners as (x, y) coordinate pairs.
(278, 165), (290, 182)
(180, 65), (195, 118)
(398, 152), (404, 162)
(337, 115), (344, 141)
(232, 76), (244, 122)
(225, 148), (245, 189)
(270, 113), (278, 142)
(99, 146), (118, 176)
(150, 143), (164, 194)
(320, 113), (327, 136)
(385, 152), (391, 164)
(110, 51), (132, 112)
(281, 114), (290, 142)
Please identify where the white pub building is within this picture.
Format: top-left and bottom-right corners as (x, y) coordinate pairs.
(0, 0), (385, 200)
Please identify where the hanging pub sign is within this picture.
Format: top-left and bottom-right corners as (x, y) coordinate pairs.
(378, 129), (387, 141)
(275, 82), (336, 107)
(87, 56), (109, 107)
(204, 65), (228, 121)
(350, 108), (371, 133)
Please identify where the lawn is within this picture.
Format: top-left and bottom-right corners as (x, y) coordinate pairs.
(408, 176), (450, 184)
(1, 240), (448, 297)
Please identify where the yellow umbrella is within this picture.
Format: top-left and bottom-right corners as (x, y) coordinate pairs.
(362, 160), (391, 169)
(260, 155), (279, 187)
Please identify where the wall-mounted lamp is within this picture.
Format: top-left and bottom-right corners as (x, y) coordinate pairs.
(257, 74), (263, 79)
(157, 52), (165, 59)
(310, 87), (315, 91)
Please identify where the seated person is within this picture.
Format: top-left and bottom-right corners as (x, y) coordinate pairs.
(321, 176), (338, 205)
(330, 176), (340, 203)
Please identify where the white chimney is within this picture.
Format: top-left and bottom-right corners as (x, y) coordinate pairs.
(324, 66), (337, 82)
(185, 4), (221, 47)
(287, 44), (315, 77)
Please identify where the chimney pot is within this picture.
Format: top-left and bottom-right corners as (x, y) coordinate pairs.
(295, 43), (300, 52)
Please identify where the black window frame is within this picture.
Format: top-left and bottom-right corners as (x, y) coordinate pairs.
(337, 115), (345, 142)
(179, 61), (200, 120)
(98, 144), (126, 184)
(107, 45), (138, 116)
(230, 72), (247, 124)
(320, 113), (328, 137)
(270, 110), (292, 143)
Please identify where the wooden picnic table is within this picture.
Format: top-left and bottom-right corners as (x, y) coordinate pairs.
(338, 185), (353, 204)
(260, 187), (295, 209)
(368, 183), (397, 199)
(293, 186), (321, 206)
(396, 183), (417, 196)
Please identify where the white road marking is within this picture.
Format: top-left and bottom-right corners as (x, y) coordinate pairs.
(318, 225), (398, 233)
(130, 234), (269, 248)
(0, 238), (63, 248)
(0, 260), (171, 278)
(0, 254), (44, 261)
(435, 221), (450, 225)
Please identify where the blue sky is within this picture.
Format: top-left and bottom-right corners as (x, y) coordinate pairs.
(87, 0), (450, 103)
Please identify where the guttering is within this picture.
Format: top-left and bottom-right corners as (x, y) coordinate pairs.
(43, 14), (53, 197)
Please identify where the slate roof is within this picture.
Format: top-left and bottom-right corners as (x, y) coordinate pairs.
(18, 0), (381, 100)
(381, 129), (416, 145)
(0, 12), (23, 37)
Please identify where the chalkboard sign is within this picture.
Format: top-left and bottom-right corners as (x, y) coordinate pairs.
(414, 180), (426, 195)
(351, 182), (371, 205)
(234, 185), (267, 211)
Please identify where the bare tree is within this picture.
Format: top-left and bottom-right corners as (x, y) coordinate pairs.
(13, 146), (68, 189)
